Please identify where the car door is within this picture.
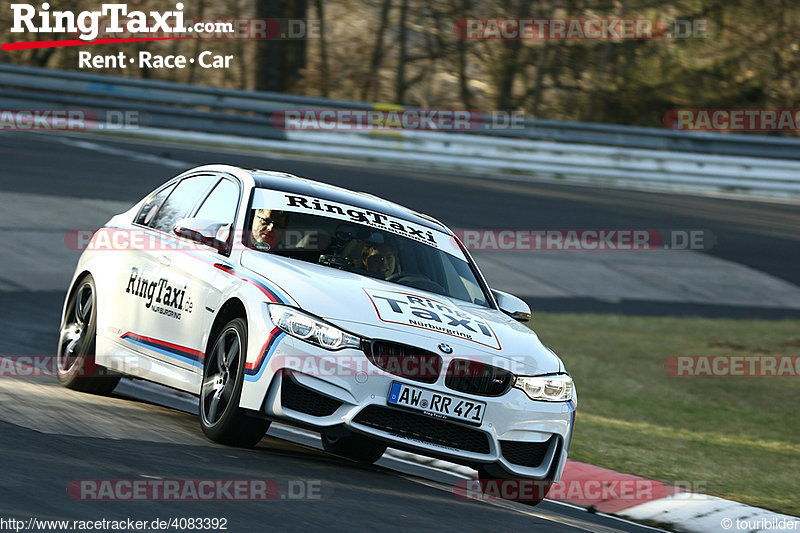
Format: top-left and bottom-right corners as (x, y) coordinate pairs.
(150, 174), (242, 378)
(98, 180), (178, 371)
(121, 173), (219, 377)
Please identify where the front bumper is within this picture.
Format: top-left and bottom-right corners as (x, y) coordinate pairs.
(255, 336), (575, 480)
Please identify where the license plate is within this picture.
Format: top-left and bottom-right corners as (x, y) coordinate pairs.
(387, 382), (486, 425)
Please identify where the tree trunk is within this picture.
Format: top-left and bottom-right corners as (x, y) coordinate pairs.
(395, 0), (409, 104)
(254, 0), (308, 92)
(494, 0), (532, 111)
(457, 0), (474, 108)
(362, 0), (392, 101)
(315, 0), (329, 97)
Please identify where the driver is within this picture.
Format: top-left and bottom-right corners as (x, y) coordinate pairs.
(250, 209), (288, 251)
(362, 242), (397, 279)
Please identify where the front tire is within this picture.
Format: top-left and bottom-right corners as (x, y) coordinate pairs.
(321, 432), (387, 464)
(477, 466), (551, 506)
(200, 318), (269, 447)
(57, 274), (120, 395)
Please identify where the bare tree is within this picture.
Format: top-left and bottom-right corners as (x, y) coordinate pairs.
(395, 0), (409, 103)
(254, 0), (309, 92)
(315, 0), (330, 96)
(362, 0), (393, 100)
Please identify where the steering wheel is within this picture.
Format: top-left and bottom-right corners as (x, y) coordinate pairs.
(386, 272), (446, 294)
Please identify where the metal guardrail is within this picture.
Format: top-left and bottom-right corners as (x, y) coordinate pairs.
(2, 63), (800, 198)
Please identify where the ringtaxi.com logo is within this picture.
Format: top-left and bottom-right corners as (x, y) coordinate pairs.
(10, 3), (191, 42)
(4, 4), (319, 52)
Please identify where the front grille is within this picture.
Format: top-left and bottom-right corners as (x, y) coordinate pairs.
(500, 436), (555, 467)
(281, 374), (342, 417)
(353, 405), (490, 454)
(362, 340), (442, 384)
(445, 359), (513, 397)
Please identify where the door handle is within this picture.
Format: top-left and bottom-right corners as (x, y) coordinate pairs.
(158, 254), (172, 266)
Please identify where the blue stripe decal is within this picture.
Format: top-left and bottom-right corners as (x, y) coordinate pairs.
(244, 332), (285, 382)
(122, 335), (204, 369)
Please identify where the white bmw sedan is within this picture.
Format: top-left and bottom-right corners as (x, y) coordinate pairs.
(57, 165), (576, 504)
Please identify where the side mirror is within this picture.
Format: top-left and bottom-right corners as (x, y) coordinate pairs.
(174, 218), (230, 253)
(491, 289), (531, 322)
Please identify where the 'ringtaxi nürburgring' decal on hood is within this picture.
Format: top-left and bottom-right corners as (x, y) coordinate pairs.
(364, 288), (501, 350)
(253, 190), (462, 257)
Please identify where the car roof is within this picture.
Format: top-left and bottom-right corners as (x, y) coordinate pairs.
(249, 170), (450, 233)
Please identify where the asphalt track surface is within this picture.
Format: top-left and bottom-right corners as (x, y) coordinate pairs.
(0, 377), (660, 533)
(0, 130), (796, 532)
(3, 130), (798, 317)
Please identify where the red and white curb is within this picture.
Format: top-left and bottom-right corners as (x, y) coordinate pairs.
(386, 449), (799, 533)
(124, 380), (799, 533)
(621, 493), (800, 533)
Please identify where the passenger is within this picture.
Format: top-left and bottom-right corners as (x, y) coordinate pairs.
(362, 243), (398, 278)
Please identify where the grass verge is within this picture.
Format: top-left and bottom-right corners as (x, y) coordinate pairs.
(529, 313), (800, 516)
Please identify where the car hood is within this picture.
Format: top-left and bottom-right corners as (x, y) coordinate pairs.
(241, 251), (564, 375)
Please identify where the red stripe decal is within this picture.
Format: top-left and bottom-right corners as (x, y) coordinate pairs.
(246, 327), (281, 371)
(121, 332), (205, 359)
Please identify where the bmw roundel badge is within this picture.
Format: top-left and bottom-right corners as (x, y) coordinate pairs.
(438, 343), (453, 354)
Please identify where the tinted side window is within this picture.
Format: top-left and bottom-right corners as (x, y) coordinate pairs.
(134, 183), (176, 226)
(148, 176), (217, 231)
(194, 179), (239, 225)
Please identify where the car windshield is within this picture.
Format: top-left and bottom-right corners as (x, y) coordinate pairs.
(248, 189), (489, 307)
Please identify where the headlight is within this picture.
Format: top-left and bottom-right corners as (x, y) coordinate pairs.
(513, 375), (573, 402)
(268, 305), (362, 351)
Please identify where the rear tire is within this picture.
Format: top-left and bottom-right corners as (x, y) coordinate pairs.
(321, 432), (387, 464)
(200, 317), (269, 447)
(57, 274), (120, 395)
